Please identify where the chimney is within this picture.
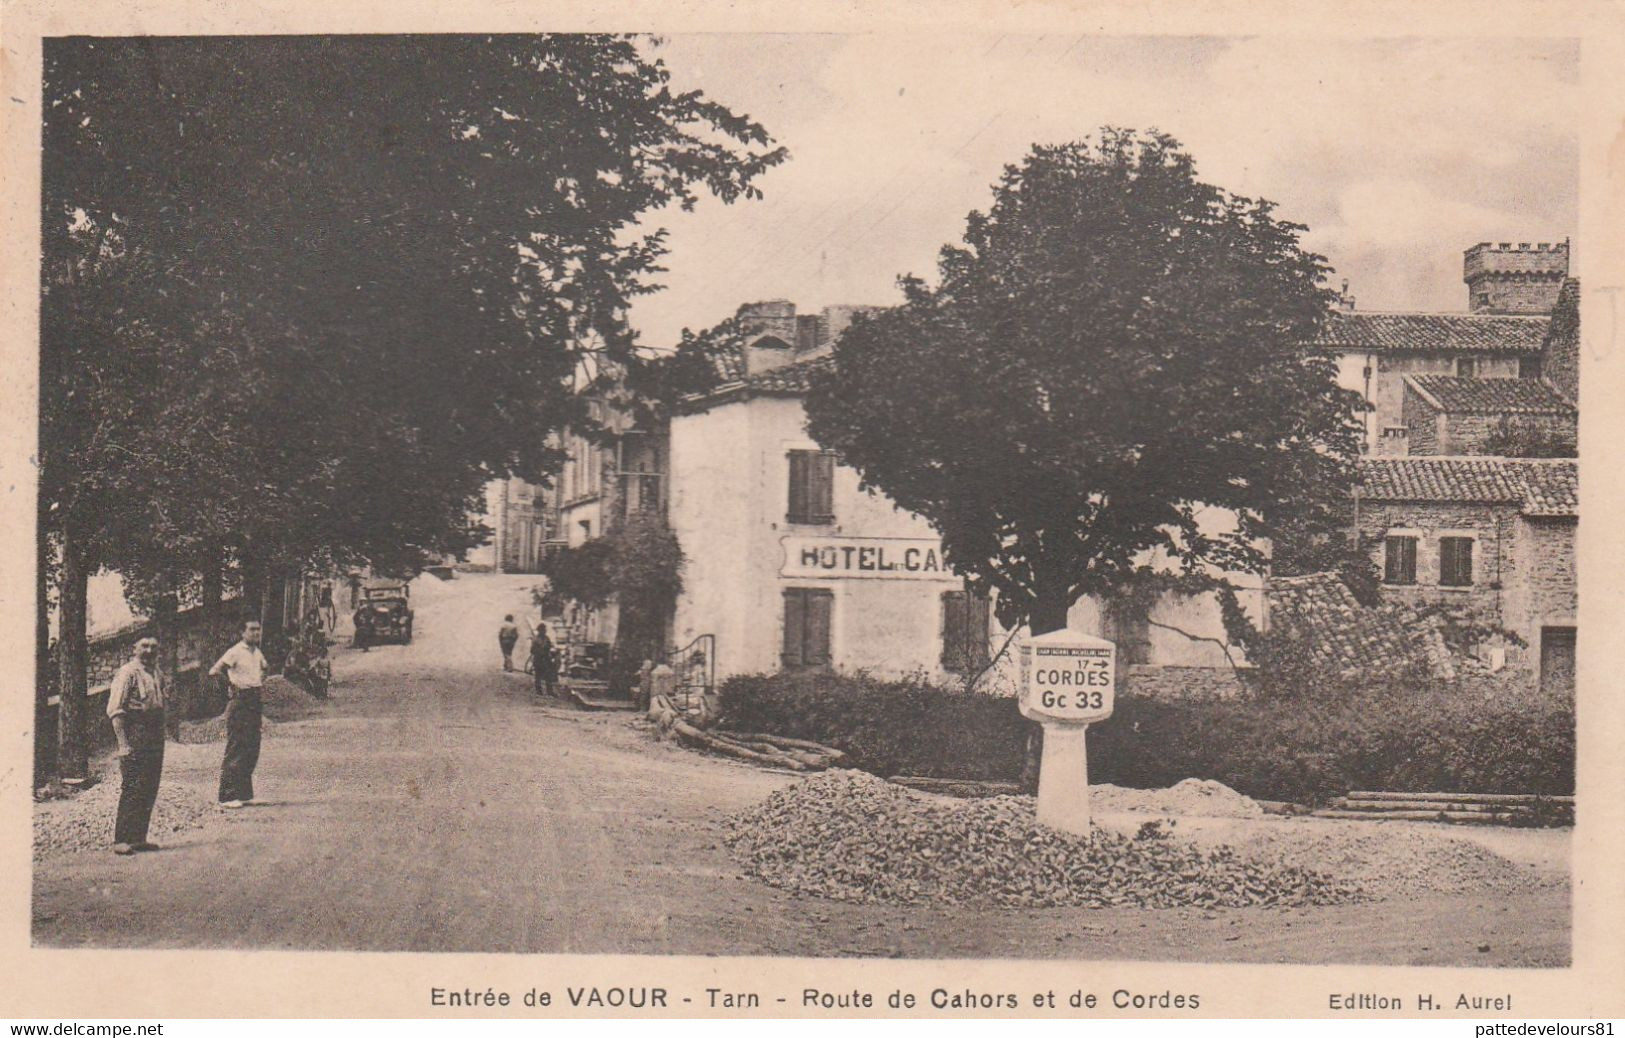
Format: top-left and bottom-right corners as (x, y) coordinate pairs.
(1463, 239), (1570, 314)
(736, 300), (798, 374)
(1336, 278), (1356, 312)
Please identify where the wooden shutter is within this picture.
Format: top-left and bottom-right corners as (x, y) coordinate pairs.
(1384, 536), (1416, 585)
(941, 591), (991, 672)
(968, 595), (991, 668)
(810, 453), (835, 523)
(787, 452), (809, 523)
(941, 591), (968, 669)
(1440, 537), (1473, 587)
(782, 589), (806, 667)
(805, 590), (833, 666)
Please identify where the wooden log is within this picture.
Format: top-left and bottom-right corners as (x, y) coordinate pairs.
(1311, 809), (1540, 824)
(1334, 798), (1509, 814)
(722, 732), (846, 755)
(671, 719), (809, 770)
(1347, 791), (1574, 805)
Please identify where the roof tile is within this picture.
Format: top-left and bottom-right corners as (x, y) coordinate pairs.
(1307, 312), (1548, 354)
(1406, 375), (1576, 415)
(1360, 457), (1577, 516)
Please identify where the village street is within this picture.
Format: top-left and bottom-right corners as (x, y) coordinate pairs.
(33, 573), (1569, 965)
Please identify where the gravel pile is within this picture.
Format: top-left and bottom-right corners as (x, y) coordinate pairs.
(723, 770), (1362, 909)
(1233, 826), (1555, 899)
(1091, 778), (1264, 818)
(33, 774), (219, 859)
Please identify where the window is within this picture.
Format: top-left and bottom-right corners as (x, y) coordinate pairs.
(781, 588), (833, 668)
(1455, 356), (1478, 378)
(1439, 536), (1474, 587)
(787, 450), (835, 524)
(1383, 536), (1418, 585)
(1520, 356), (1543, 380)
(940, 591), (991, 673)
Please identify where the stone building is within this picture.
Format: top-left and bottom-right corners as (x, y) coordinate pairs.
(1356, 456), (1576, 693)
(667, 300), (1260, 692)
(1400, 375), (1576, 457)
(482, 477), (550, 573)
(1314, 241), (1567, 455)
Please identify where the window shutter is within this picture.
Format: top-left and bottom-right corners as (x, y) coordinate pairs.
(1440, 537), (1473, 587)
(811, 453), (835, 522)
(781, 590), (805, 667)
(941, 591), (967, 669)
(787, 452), (809, 523)
(1384, 536), (1417, 585)
(805, 590), (833, 666)
(969, 595), (991, 668)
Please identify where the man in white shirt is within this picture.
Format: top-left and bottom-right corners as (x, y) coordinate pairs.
(108, 636), (166, 854)
(209, 619), (268, 808)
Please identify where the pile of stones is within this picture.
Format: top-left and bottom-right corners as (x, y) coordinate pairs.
(723, 770), (1364, 909)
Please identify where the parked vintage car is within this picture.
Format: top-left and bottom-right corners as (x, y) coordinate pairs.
(353, 584), (413, 647)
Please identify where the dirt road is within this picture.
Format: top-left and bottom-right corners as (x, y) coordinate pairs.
(32, 573), (1570, 965)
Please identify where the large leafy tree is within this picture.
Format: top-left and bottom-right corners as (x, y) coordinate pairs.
(41, 35), (783, 776)
(805, 130), (1362, 643)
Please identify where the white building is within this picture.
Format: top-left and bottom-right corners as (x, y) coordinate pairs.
(667, 301), (1259, 696)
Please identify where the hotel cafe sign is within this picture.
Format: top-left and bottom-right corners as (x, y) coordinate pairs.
(779, 535), (960, 581)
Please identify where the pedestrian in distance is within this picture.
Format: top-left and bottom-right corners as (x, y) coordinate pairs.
(209, 618), (268, 809)
(498, 614), (520, 672)
(318, 581), (336, 634)
(108, 636), (166, 855)
(530, 625), (559, 698)
(347, 571), (362, 611)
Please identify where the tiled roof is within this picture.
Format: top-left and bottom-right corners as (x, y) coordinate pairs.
(1519, 460), (1579, 517)
(1306, 311), (1548, 354)
(1360, 457), (1578, 517)
(708, 343), (747, 383)
(1405, 375), (1576, 415)
(745, 353), (833, 394)
(1266, 572), (1450, 679)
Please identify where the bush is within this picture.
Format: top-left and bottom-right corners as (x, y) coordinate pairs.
(720, 669), (1574, 804)
(1087, 678), (1574, 804)
(716, 670), (1029, 780)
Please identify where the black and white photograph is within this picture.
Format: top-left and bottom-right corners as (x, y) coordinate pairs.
(7, 6), (1623, 1021)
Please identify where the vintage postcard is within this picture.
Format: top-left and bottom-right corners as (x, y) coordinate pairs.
(2, 0), (1622, 1022)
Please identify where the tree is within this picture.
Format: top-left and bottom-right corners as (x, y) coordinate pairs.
(805, 130), (1362, 643)
(40, 35), (784, 777)
(1484, 415), (1577, 458)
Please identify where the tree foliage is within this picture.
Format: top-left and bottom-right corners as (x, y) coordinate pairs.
(39, 34), (781, 774)
(804, 130), (1362, 636)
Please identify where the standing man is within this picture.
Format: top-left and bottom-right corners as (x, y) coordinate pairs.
(209, 618), (268, 809)
(108, 636), (166, 855)
(530, 625), (559, 697)
(347, 572), (362, 611)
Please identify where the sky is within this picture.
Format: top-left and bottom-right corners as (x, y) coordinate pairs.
(625, 33), (1578, 347)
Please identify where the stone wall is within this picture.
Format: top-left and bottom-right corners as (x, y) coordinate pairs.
(1122, 664), (1249, 700)
(1463, 241), (1569, 315)
(1542, 279), (1580, 405)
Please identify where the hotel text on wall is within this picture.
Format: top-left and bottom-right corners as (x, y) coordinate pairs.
(779, 535), (961, 581)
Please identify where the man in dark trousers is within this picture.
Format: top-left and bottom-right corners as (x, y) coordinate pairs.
(498, 614), (520, 672)
(209, 618), (268, 809)
(108, 636), (166, 855)
(530, 625), (559, 697)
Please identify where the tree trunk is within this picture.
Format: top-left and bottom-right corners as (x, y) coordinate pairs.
(55, 527), (91, 783)
(35, 535), (54, 788)
(198, 545), (224, 719)
(1019, 584), (1072, 793)
(155, 578), (181, 738)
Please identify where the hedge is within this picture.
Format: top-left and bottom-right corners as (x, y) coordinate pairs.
(716, 670), (1574, 804)
(715, 670), (1029, 781)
